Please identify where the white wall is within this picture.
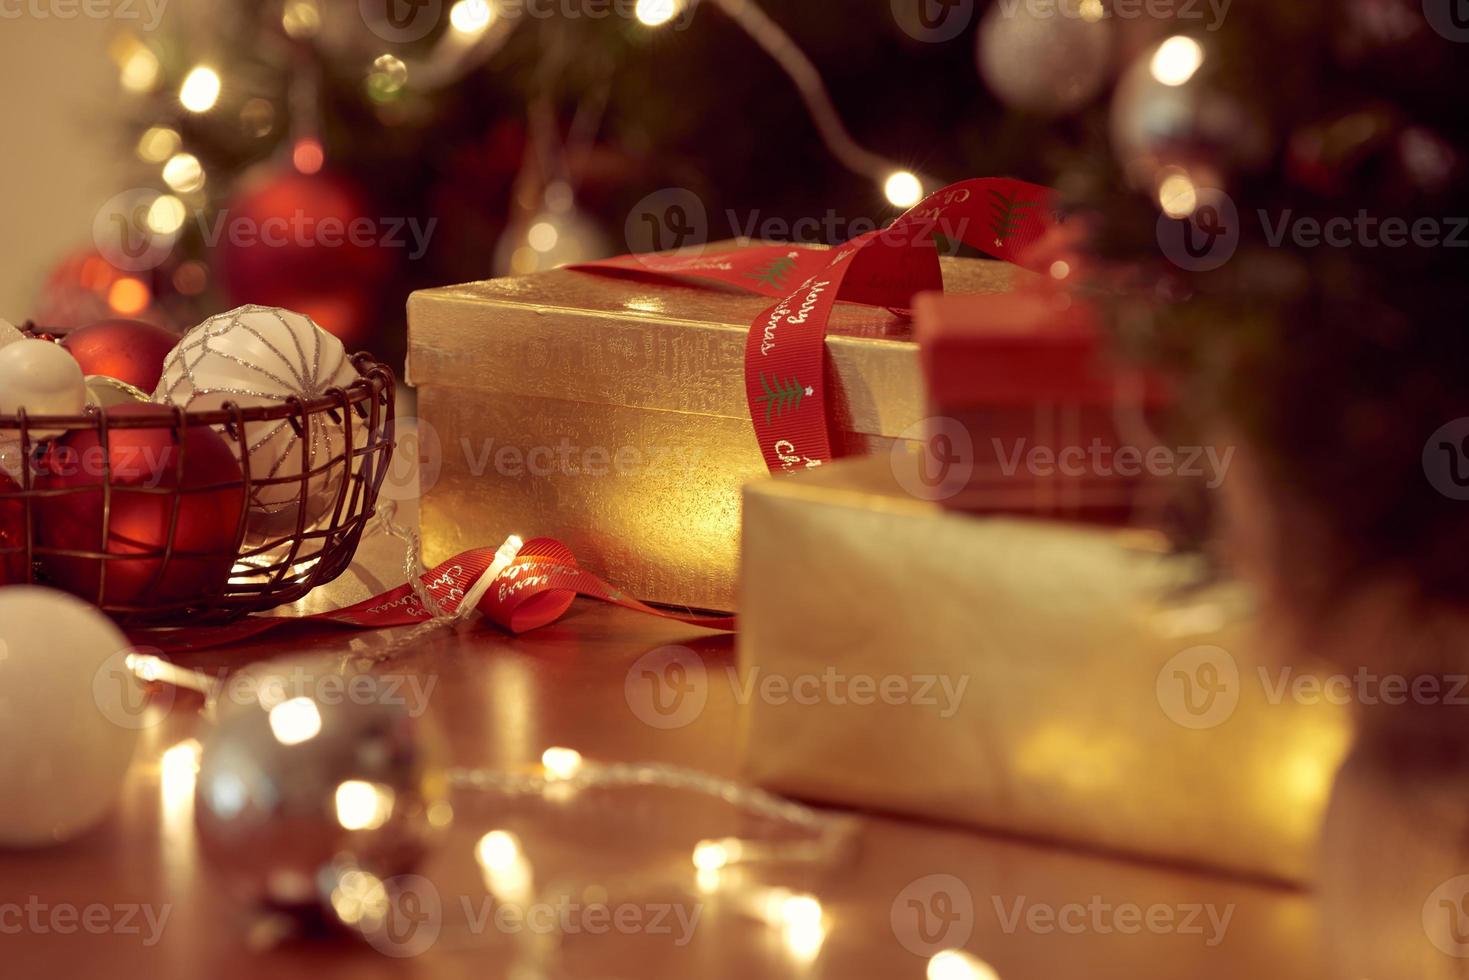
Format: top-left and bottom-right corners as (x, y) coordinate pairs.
(0, 15), (124, 319)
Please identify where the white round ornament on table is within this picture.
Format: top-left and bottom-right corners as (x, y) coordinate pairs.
(0, 586), (144, 847)
(153, 305), (365, 543)
(0, 338), (87, 440)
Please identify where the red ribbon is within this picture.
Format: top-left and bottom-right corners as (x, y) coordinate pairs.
(131, 537), (734, 653)
(573, 177), (1056, 473)
(135, 178), (1052, 651)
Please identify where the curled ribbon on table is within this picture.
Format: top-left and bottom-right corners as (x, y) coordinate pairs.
(572, 176), (1059, 474)
(131, 536), (735, 654)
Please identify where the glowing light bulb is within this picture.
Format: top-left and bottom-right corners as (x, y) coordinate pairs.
(179, 66), (221, 113)
(107, 278), (150, 316)
(1158, 171), (1199, 218)
(136, 126), (180, 163)
(366, 53), (408, 102)
(281, 0), (321, 39)
(162, 152), (205, 193)
(693, 839), (743, 870)
(268, 697), (322, 745)
(335, 780), (396, 830)
(126, 652), (165, 682)
(475, 830), (521, 871)
(450, 0), (494, 34)
(927, 949), (1002, 980)
(119, 47), (160, 93)
(1150, 36), (1204, 87)
(146, 195), (187, 235)
(541, 746), (583, 779)
(884, 170), (923, 208)
(635, 0), (678, 26)
(527, 220), (559, 252)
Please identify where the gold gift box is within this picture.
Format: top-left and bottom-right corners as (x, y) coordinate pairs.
(739, 455), (1355, 883)
(406, 243), (1020, 611)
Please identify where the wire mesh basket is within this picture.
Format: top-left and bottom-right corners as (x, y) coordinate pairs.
(0, 352), (396, 626)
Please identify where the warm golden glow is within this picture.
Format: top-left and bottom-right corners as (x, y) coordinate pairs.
(1048, 260), (1071, 280)
(1077, 0), (1104, 21)
(160, 739), (201, 813)
(268, 697), (322, 745)
(693, 838), (740, 871)
(475, 829), (521, 871)
(119, 47), (160, 93)
(527, 220), (559, 253)
(928, 949), (1002, 980)
(335, 780), (396, 831)
(475, 829), (533, 902)
(765, 891), (825, 964)
(107, 278), (151, 316)
(126, 652), (165, 683)
(1158, 172), (1199, 218)
(1150, 36), (1204, 87)
(541, 746), (584, 779)
(162, 152), (205, 193)
(136, 126), (180, 164)
(450, 0), (494, 34)
(146, 195), (188, 235)
(635, 0), (678, 27)
(367, 54), (408, 100)
(330, 869), (390, 926)
(179, 66), (222, 113)
(427, 800), (455, 828)
(884, 170), (923, 208)
(281, 0), (321, 38)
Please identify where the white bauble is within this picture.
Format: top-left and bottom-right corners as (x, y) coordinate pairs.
(0, 587), (143, 846)
(153, 306), (363, 542)
(0, 339), (87, 440)
(976, 2), (1111, 116)
(0, 318), (23, 350)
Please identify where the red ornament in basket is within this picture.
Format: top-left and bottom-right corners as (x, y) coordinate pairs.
(0, 305), (395, 623)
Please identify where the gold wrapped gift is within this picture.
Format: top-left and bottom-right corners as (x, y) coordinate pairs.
(739, 455), (1354, 883)
(406, 243), (1020, 611)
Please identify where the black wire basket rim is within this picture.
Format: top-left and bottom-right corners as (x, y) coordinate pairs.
(0, 354), (392, 431)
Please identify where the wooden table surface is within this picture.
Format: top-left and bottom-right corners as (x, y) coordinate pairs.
(2, 597), (1324, 980)
(1, 404), (1324, 979)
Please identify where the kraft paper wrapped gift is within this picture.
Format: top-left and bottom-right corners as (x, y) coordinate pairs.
(739, 455), (1355, 883)
(406, 242), (1022, 612)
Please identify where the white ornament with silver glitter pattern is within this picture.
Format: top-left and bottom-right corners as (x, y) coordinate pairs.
(153, 305), (362, 541)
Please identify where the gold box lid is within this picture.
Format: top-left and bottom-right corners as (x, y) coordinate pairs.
(407, 241), (1020, 437)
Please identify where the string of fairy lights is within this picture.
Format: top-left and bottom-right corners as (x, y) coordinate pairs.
(106, 0), (927, 290)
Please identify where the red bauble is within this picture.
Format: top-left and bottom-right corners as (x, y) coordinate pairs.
(0, 470), (27, 585)
(36, 404), (245, 607)
(214, 168), (393, 351)
(60, 319), (179, 393)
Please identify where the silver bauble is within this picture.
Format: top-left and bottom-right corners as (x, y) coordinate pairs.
(195, 659), (447, 909)
(1110, 34), (1270, 190)
(977, 1), (1111, 115)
